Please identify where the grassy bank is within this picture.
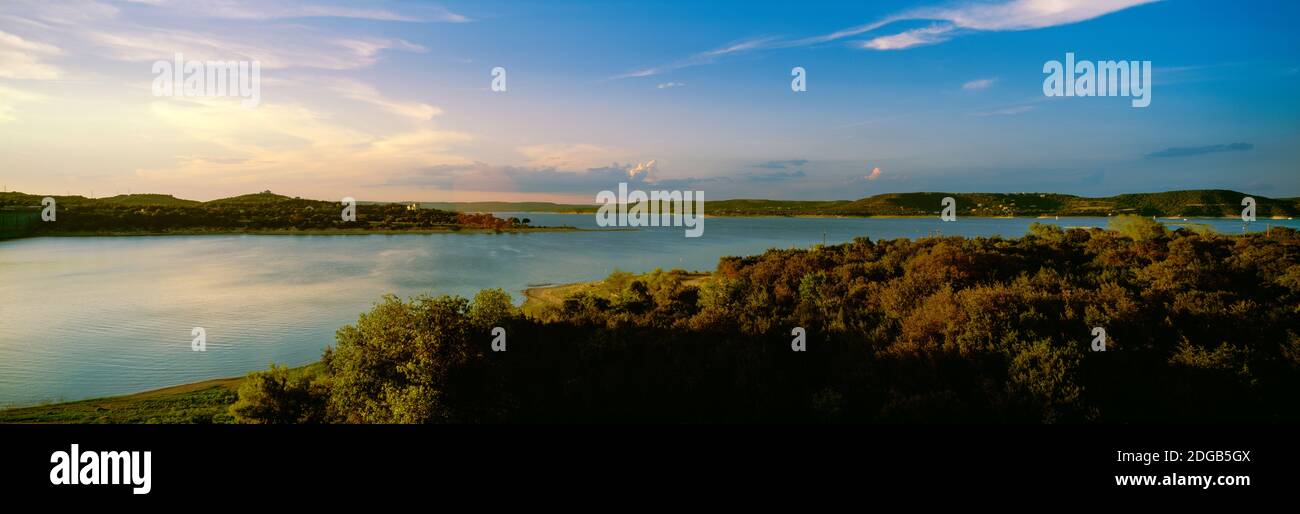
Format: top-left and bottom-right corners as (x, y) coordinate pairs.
(521, 270), (709, 317)
(0, 379), (241, 424)
(0, 364), (320, 424)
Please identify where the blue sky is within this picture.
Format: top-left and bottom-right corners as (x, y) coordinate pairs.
(0, 0), (1296, 201)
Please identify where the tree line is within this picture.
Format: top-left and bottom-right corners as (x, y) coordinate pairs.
(0, 191), (529, 233)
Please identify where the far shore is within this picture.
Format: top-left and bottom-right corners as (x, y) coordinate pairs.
(0, 225), (618, 241)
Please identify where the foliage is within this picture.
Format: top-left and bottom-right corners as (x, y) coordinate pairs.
(229, 364), (330, 424)
(1107, 215), (1167, 240)
(238, 225), (1300, 423)
(0, 381), (239, 424)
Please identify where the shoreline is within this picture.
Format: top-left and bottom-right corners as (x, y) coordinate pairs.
(3, 215), (1293, 242)
(0, 363), (325, 423)
(0, 274), (708, 418)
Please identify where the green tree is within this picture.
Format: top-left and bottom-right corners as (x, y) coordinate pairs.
(229, 364), (329, 424)
(1107, 214), (1166, 240)
(327, 294), (487, 423)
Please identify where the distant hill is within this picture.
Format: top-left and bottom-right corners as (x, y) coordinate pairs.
(0, 190), (536, 237)
(98, 194), (199, 207)
(412, 201), (594, 213)
(410, 199), (859, 216)
(2, 189), (1296, 218)
(202, 191), (297, 206)
(823, 190), (1299, 218)
(419, 190), (1297, 218)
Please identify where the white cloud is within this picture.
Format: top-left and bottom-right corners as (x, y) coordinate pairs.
(626, 160), (657, 181)
(5, 0), (119, 26)
(518, 143), (621, 170)
(614, 36), (777, 79)
(327, 79), (441, 120)
(862, 0), (1159, 51)
(136, 96), (472, 187)
(912, 0), (1161, 32)
(0, 30), (64, 79)
(861, 25), (955, 50)
(962, 77), (997, 91)
(1, 1), (436, 71)
(85, 30), (424, 70)
(656, 82), (685, 89)
(119, 0), (469, 23)
(0, 83), (47, 122)
(623, 0), (1159, 74)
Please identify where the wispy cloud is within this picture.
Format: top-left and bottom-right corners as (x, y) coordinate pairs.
(518, 143), (626, 170)
(620, 0), (1158, 77)
(1146, 143), (1254, 159)
(327, 78), (442, 120)
(961, 77), (997, 91)
(0, 30), (63, 79)
(656, 82), (685, 89)
(84, 30), (426, 70)
(134, 95), (474, 190)
(2, 1), (440, 72)
(614, 36), (777, 79)
(0, 83), (47, 122)
(973, 105), (1035, 116)
(862, 0), (1161, 50)
(119, 0), (469, 23)
(754, 159), (808, 169)
(861, 24), (956, 50)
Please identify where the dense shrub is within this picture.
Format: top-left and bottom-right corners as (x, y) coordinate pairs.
(236, 226), (1300, 423)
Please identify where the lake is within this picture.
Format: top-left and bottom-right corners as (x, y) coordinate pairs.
(1, 214), (1295, 406)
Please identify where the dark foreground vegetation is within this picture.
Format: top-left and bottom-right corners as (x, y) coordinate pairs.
(226, 217), (1300, 423)
(0, 191), (532, 237)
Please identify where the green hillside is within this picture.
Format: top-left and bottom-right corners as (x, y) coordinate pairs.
(416, 190), (1298, 218)
(1, 190), (1295, 239)
(97, 194), (200, 207)
(0, 190), (532, 236)
(414, 201), (594, 213)
(202, 190), (297, 206)
(825, 190), (1299, 218)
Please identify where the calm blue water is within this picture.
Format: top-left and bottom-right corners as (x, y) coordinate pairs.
(1, 215), (1295, 406)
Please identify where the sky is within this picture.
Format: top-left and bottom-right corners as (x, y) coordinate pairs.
(0, 0), (1297, 203)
